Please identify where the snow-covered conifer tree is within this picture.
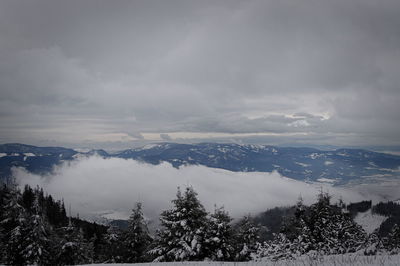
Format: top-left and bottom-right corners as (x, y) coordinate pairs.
(103, 225), (124, 262)
(259, 232), (296, 260)
(234, 215), (259, 261)
(312, 192), (366, 254)
(56, 219), (92, 265)
(364, 231), (383, 255)
(150, 186), (208, 262)
(0, 185), (27, 265)
(281, 196), (314, 255)
(385, 224), (400, 254)
(124, 202), (152, 262)
(21, 193), (52, 265)
(204, 206), (235, 261)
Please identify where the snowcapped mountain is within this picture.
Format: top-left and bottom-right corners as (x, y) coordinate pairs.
(0, 143), (106, 178)
(1, 143), (400, 185)
(0, 143), (78, 178)
(115, 143), (400, 185)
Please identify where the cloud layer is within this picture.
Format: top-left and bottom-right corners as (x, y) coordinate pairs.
(14, 156), (365, 222)
(1, 0), (400, 147)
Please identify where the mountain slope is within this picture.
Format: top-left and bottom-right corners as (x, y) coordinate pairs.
(115, 143), (400, 185)
(1, 143), (399, 185)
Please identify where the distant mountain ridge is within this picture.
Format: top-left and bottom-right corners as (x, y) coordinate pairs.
(1, 142), (400, 185)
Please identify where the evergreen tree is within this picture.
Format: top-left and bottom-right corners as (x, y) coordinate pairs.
(308, 192), (366, 254)
(385, 224), (400, 254)
(123, 202), (152, 262)
(258, 191), (367, 261)
(0, 185), (27, 265)
(255, 233), (294, 260)
(103, 225), (124, 262)
(56, 220), (92, 265)
(150, 186), (208, 261)
(281, 197), (314, 256)
(204, 206), (235, 261)
(21, 193), (52, 265)
(234, 215), (259, 261)
(22, 185), (35, 212)
(364, 231), (383, 255)
(0, 184), (9, 263)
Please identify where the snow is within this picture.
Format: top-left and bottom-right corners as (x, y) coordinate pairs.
(218, 147), (228, 153)
(295, 162), (310, 167)
(0, 152), (7, 157)
(82, 254), (400, 265)
(74, 148), (92, 153)
(354, 209), (387, 234)
(378, 167), (400, 173)
(97, 210), (130, 220)
(324, 161), (334, 166)
(309, 153), (323, 159)
(24, 152), (36, 157)
(142, 144), (163, 150)
(72, 153), (87, 159)
(317, 178), (337, 183)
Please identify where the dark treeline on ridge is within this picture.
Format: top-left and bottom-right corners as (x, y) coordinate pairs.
(1, 182), (400, 265)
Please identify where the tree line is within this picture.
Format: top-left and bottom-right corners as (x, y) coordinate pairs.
(0, 184), (259, 265)
(1, 183), (400, 265)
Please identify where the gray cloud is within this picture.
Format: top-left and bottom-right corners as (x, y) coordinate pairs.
(160, 133), (172, 141)
(14, 156), (366, 222)
(0, 0), (399, 147)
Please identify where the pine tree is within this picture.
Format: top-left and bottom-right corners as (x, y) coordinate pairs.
(364, 231), (383, 255)
(150, 186), (208, 262)
(21, 193), (52, 265)
(255, 233), (294, 260)
(204, 206), (235, 261)
(281, 197), (314, 256)
(258, 192), (367, 261)
(0, 185), (27, 265)
(308, 192), (366, 255)
(0, 184), (9, 263)
(103, 225), (124, 262)
(124, 202), (152, 262)
(257, 199), (312, 261)
(385, 224), (400, 254)
(234, 215), (259, 261)
(56, 219), (92, 265)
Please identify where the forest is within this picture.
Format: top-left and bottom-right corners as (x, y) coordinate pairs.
(1, 183), (400, 265)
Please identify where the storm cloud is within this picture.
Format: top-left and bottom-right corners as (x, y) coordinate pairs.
(0, 0), (400, 148)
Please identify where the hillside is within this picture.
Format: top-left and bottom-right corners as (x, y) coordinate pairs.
(1, 143), (400, 185)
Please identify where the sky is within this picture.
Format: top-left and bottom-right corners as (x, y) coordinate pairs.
(1, 0), (400, 149)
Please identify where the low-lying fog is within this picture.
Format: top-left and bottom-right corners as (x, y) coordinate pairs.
(14, 156), (366, 223)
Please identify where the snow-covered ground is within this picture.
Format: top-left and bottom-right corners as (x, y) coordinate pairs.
(82, 254), (400, 266)
(354, 209), (387, 234)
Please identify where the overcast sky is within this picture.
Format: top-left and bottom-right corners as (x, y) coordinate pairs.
(1, 0), (400, 149)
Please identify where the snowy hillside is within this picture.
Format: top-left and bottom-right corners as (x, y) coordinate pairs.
(83, 254), (400, 266)
(354, 209), (387, 234)
(115, 143), (400, 185)
(2, 143), (400, 185)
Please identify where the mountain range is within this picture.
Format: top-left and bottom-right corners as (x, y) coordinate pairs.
(1, 143), (400, 185)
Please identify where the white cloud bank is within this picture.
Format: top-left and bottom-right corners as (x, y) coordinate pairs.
(14, 156), (365, 222)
